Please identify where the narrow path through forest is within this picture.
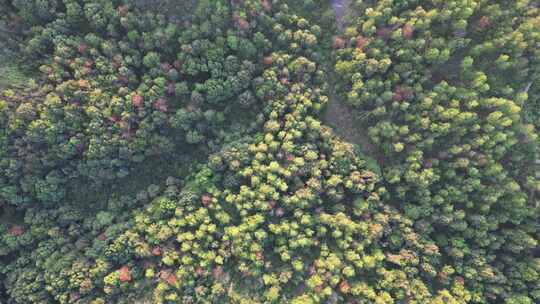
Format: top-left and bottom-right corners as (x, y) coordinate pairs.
(324, 0), (382, 169)
(331, 0), (350, 31)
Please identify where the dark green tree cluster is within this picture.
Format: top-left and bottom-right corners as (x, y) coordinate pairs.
(0, 0), (271, 205)
(334, 0), (540, 302)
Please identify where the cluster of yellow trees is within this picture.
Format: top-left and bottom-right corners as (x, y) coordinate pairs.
(334, 0), (540, 302)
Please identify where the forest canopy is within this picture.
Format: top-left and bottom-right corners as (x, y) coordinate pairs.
(0, 0), (538, 303)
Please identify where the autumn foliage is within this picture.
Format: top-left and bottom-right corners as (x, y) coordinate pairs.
(0, 0), (538, 304)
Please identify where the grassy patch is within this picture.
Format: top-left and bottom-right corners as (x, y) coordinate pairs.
(0, 60), (28, 89)
(64, 147), (206, 210)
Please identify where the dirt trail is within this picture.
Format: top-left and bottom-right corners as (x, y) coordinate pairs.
(331, 0), (351, 31)
(324, 0), (381, 164)
(323, 92), (379, 157)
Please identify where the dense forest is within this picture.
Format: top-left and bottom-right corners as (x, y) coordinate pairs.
(0, 0), (538, 303)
